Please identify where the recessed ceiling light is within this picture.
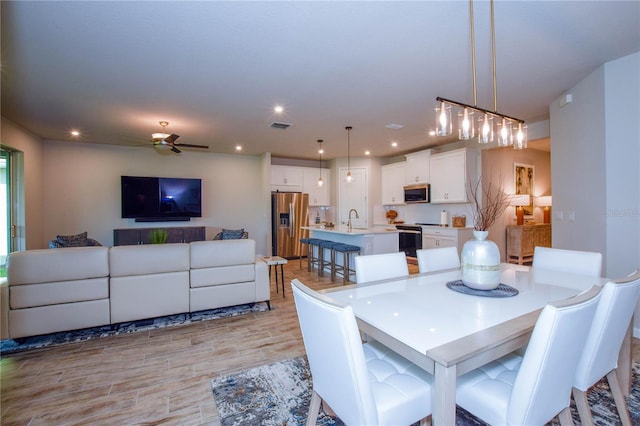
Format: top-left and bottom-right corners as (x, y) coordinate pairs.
(391, 141), (398, 148)
(364, 150), (370, 156)
(429, 130), (436, 136)
(235, 145), (242, 151)
(70, 130), (80, 137)
(385, 124), (404, 130)
(274, 105), (284, 113)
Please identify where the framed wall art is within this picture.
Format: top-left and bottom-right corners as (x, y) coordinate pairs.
(514, 163), (534, 215)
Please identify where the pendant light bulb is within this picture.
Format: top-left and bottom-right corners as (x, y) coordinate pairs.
(514, 122), (527, 150)
(497, 118), (512, 146)
(458, 107), (475, 140)
(435, 101), (452, 136)
(346, 171), (352, 182)
(478, 113), (494, 144)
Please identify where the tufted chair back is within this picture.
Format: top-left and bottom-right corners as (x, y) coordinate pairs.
(416, 246), (460, 273)
(456, 285), (601, 426)
(354, 252), (409, 284)
(573, 269), (640, 425)
(533, 247), (602, 277)
(291, 279), (433, 426)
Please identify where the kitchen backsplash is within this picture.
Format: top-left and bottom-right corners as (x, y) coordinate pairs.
(376, 203), (473, 226)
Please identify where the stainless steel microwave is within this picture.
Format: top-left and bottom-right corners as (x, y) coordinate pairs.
(403, 183), (430, 203)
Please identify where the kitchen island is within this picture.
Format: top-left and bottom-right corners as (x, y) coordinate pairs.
(302, 225), (399, 255)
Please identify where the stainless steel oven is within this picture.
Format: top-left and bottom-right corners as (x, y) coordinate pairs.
(396, 224), (422, 259)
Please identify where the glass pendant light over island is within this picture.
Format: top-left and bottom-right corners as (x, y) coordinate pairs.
(317, 139), (324, 187)
(345, 126), (353, 182)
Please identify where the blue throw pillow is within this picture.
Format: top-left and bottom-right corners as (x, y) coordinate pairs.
(221, 228), (244, 240)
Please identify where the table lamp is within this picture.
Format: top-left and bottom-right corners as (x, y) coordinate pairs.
(510, 195), (530, 225)
(536, 196), (552, 224)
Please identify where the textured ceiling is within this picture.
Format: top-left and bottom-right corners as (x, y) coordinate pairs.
(2, 1), (638, 160)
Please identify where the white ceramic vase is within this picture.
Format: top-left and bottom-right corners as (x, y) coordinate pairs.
(461, 230), (501, 290)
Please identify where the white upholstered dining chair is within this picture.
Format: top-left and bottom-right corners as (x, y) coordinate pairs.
(354, 252), (409, 284)
(455, 285), (601, 426)
(532, 246), (603, 277)
(416, 246), (460, 273)
(291, 279), (432, 426)
(572, 269), (640, 426)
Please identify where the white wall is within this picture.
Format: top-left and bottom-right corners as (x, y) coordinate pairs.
(40, 140), (271, 254)
(604, 52), (640, 277)
(550, 51), (640, 334)
(550, 66), (608, 258)
(0, 117), (44, 250)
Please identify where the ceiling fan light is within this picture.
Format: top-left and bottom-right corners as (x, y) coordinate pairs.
(152, 132), (170, 140)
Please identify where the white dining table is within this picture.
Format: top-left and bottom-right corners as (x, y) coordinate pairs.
(321, 263), (611, 426)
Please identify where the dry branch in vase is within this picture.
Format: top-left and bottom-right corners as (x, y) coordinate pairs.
(467, 177), (511, 231)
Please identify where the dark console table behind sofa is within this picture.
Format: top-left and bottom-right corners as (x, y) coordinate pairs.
(113, 226), (206, 245)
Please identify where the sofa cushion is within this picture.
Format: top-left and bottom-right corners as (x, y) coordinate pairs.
(9, 299), (110, 339)
(10, 277), (109, 309)
(109, 243), (190, 277)
(190, 239), (255, 269)
(190, 264), (255, 288)
(110, 271), (189, 323)
(8, 247), (109, 285)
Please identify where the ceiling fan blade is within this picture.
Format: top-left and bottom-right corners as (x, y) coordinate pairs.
(164, 134), (180, 143)
(171, 146), (181, 154)
(175, 143), (209, 149)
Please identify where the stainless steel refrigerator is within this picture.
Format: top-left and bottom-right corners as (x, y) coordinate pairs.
(271, 192), (309, 259)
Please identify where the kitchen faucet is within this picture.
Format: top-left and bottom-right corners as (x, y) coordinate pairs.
(347, 208), (359, 232)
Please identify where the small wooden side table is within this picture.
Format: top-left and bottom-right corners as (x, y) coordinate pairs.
(263, 256), (288, 298)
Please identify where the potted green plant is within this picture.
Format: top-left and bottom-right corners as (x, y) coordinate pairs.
(149, 229), (168, 244)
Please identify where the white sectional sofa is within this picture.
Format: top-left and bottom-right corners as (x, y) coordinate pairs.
(7, 246), (111, 339)
(4, 239), (270, 339)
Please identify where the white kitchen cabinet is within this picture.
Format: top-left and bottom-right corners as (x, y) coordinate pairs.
(302, 167), (330, 206)
(381, 162), (406, 205)
(421, 226), (474, 257)
(429, 148), (479, 203)
(405, 149), (431, 184)
(271, 165), (303, 192)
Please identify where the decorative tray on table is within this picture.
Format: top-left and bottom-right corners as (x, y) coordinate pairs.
(446, 280), (519, 298)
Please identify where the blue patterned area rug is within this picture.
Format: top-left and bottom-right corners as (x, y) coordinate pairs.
(211, 356), (640, 426)
(0, 302), (269, 355)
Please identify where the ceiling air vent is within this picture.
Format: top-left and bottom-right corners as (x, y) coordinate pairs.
(270, 122), (292, 130)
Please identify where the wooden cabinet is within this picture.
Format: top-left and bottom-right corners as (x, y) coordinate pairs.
(429, 148), (478, 203)
(421, 226), (473, 256)
(302, 167), (330, 206)
(113, 226), (206, 246)
(381, 162), (406, 205)
(506, 224), (552, 265)
(405, 149), (430, 184)
(271, 165), (303, 192)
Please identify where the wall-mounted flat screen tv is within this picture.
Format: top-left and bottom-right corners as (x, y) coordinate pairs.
(121, 176), (202, 221)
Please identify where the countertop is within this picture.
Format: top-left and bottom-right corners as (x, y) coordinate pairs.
(302, 225), (399, 236)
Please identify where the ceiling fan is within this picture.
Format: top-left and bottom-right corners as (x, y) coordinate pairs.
(151, 121), (209, 154)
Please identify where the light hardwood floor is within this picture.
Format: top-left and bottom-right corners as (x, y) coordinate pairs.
(1, 261), (638, 425)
